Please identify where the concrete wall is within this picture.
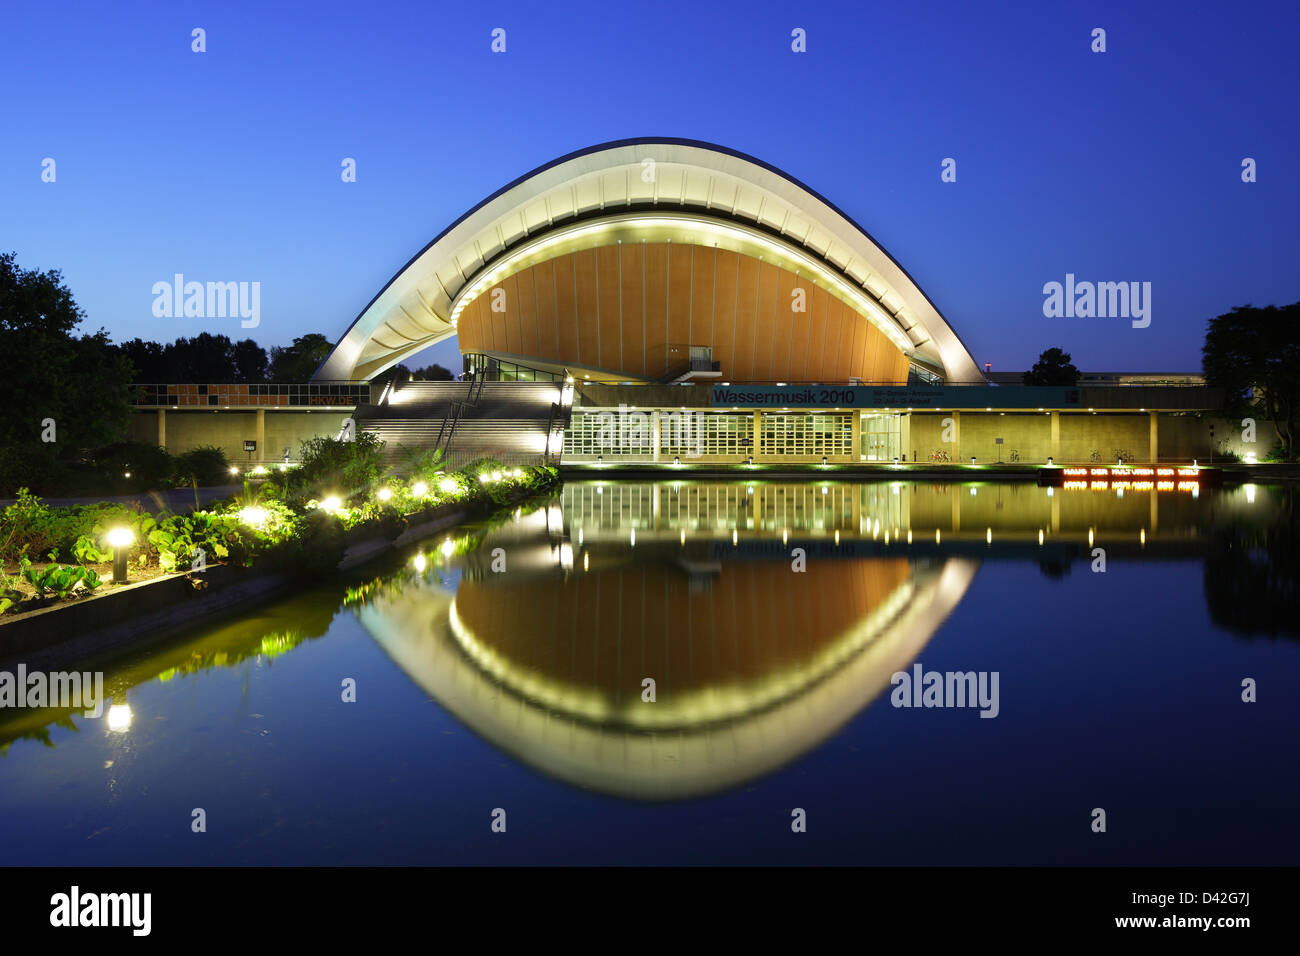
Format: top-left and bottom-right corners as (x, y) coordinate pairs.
(128, 410), (352, 464)
(906, 412), (1278, 463)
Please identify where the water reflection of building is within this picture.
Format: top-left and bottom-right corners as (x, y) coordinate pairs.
(361, 495), (980, 798)
(359, 481), (1285, 797)
(555, 480), (1266, 555)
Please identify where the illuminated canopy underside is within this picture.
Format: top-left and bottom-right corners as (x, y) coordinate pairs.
(316, 139), (983, 383)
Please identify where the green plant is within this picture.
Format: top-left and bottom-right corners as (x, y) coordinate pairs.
(172, 445), (232, 487)
(0, 488), (51, 561)
(272, 432), (387, 505)
(18, 552), (102, 600)
(267, 508), (346, 577)
(1264, 437), (1296, 463)
(397, 445), (447, 483)
(147, 512), (249, 572)
(91, 441), (175, 491)
(72, 534), (112, 564)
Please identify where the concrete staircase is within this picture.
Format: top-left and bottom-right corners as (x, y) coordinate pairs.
(352, 380), (566, 468)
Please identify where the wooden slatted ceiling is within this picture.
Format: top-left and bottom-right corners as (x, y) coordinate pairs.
(456, 242), (909, 383)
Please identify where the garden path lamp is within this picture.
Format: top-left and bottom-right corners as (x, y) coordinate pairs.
(105, 527), (134, 584)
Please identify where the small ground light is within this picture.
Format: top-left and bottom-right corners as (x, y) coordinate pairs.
(412, 481), (428, 497)
(822, 457), (828, 466)
(513, 469), (522, 478)
(413, 553), (427, 572)
(597, 455), (603, 464)
(971, 457), (976, 465)
(439, 478), (458, 494)
(440, 539), (455, 558)
(673, 457), (680, 465)
(105, 527), (134, 583)
(229, 466), (239, 476)
(123, 471), (131, 478)
(491, 471), (502, 481)
(747, 456), (753, 465)
(320, 495), (342, 513)
(238, 506), (268, 527)
(377, 488), (393, 502)
(1047, 457), (1054, 465)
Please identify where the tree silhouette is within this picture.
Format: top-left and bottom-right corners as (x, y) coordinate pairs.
(1203, 303), (1300, 460)
(1022, 348), (1080, 386)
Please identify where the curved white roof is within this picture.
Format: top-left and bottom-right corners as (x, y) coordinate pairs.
(316, 138), (984, 383)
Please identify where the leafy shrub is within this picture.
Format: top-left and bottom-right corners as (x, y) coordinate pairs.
(73, 533), (112, 564)
(0, 489), (51, 561)
(172, 445), (232, 487)
(397, 445), (447, 483)
(271, 433), (387, 505)
(369, 505), (408, 541)
(147, 512), (249, 572)
(0, 491), (143, 562)
(1264, 438), (1296, 462)
(266, 508), (346, 578)
(91, 441), (174, 492)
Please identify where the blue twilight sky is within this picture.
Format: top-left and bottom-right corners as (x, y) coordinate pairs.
(1, 0), (1297, 376)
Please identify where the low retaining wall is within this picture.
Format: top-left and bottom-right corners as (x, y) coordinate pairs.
(0, 501), (487, 671)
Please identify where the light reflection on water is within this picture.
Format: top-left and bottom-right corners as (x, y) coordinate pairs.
(1, 480), (1296, 864)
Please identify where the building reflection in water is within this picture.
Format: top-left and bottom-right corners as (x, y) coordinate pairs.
(360, 481), (986, 800)
(359, 480), (1284, 799)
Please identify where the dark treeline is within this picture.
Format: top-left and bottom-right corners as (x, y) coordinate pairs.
(118, 331), (455, 384)
(119, 331), (332, 383)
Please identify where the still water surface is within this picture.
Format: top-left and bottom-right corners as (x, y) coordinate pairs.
(2, 480), (1297, 864)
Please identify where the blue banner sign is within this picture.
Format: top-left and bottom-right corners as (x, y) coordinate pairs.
(710, 385), (1081, 409)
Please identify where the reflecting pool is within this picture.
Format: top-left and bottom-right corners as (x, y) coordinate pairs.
(1, 480), (1297, 864)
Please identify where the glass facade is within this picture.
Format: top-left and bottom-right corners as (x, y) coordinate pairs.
(464, 353), (564, 383)
(759, 413), (852, 458)
(862, 414), (901, 461)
